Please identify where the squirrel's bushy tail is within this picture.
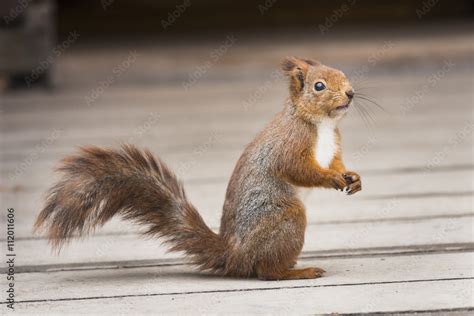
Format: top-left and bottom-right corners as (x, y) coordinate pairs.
(34, 145), (226, 272)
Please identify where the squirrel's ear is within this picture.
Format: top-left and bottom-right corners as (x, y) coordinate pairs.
(281, 57), (314, 92)
(301, 58), (320, 66)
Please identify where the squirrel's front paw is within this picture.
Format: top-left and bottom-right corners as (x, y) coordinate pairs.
(342, 171), (362, 195)
(330, 173), (347, 191)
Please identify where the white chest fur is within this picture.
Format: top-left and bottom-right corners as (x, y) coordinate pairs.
(314, 119), (337, 168)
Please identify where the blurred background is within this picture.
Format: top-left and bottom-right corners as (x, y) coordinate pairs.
(0, 0), (473, 89)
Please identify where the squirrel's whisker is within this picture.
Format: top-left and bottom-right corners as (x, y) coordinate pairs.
(358, 100), (378, 118)
(353, 85), (381, 91)
(353, 101), (372, 129)
(355, 105), (370, 129)
(354, 101), (377, 127)
(355, 95), (387, 113)
(360, 102), (378, 125)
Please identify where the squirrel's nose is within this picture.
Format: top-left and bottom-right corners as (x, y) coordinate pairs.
(345, 90), (354, 99)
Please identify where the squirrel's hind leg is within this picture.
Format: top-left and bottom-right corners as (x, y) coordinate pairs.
(250, 200), (326, 280)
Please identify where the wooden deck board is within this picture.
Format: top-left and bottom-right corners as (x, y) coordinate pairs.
(14, 280), (474, 314)
(6, 216), (473, 268)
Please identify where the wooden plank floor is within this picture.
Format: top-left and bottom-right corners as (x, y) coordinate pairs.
(1, 29), (473, 314)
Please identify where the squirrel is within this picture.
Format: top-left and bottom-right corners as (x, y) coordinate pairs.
(34, 57), (361, 280)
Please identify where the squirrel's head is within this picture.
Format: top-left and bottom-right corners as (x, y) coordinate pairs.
(281, 57), (354, 123)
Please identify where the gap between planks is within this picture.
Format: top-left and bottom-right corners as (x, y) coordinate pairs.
(6, 243), (474, 274)
(361, 307), (474, 315)
(4, 212), (473, 243)
(363, 191), (474, 200)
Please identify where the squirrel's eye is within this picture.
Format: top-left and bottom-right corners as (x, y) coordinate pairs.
(314, 82), (326, 91)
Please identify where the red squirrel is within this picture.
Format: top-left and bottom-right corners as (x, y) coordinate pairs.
(35, 57), (361, 280)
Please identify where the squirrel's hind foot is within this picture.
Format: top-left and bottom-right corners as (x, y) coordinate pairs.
(258, 267), (325, 281)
